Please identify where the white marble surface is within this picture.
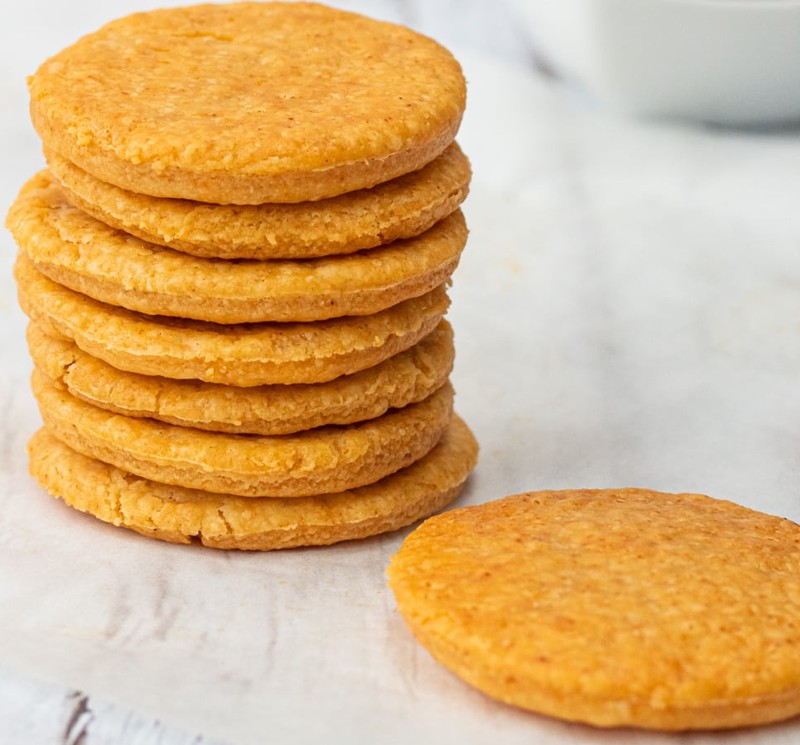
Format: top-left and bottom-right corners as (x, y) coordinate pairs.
(3, 2), (800, 744)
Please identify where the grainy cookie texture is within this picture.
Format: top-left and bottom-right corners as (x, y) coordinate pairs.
(46, 144), (471, 259)
(12, 1), (478, 554)
(15, 254), (449, 386)
(29, 2), (467, 203)
(9, 171), (466, 323)
(28, 321), (455, 435)
(28, 418), (478, 550)
(388, 488), (800, 731)
(33, 370), (455, 498)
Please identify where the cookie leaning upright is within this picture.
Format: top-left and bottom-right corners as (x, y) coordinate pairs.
(28, 2), (467, 204)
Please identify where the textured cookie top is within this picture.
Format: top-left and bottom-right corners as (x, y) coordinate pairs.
(27, 417), (478, 550)
(33, 370), (454, 498)
(46, 144), (471, 259)
(28, 321), (454, 436)
(15, 254), (449, 386)
(388, 488), (800, 730)
(9, 171), (466, 323)
(29, 2), (466, 203)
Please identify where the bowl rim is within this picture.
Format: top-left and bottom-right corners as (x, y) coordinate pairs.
(510, 0), (800, 8)
(634, 0), (800, 8)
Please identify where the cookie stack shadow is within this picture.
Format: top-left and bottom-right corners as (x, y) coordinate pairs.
(7, 3), (478, 550)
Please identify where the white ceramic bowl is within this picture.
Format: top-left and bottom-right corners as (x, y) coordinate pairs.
(509, 0), (800, 126)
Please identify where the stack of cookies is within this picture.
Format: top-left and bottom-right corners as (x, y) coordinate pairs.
(7, 2), (478, 550)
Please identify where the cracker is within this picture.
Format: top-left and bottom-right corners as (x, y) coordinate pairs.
(28, 3), (466, 204)
(9, 172), (466, 323)
(46, 144), (470, 259)
(28, 321), (454, 435)
(388, 488), (800, 730)
(15, 254), (448, 386)
(28, 417), (478, 549)
(33, 370), (454, 498)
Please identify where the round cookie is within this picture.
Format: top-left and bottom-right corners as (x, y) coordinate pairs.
(46, 144), (471, 259)
(15, 254), (449, 386)
(27, 417), (478, 550)
(388, 488), (800, 731)
(9, 172), (466, 324)
(28, 321), (455, 435)
(33, 370), (454, 498)
(28, 3), (466, 204)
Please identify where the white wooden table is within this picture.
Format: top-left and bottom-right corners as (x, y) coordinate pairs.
(3, 2), (800, 744)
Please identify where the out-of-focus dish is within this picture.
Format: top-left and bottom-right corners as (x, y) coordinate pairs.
(511, 0), (800, 126)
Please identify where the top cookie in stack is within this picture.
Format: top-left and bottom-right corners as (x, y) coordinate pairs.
(10, 1), (478, 550)
(28, 2), (466, 207)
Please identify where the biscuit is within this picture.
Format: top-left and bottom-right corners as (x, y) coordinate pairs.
(28, 3), (466, 204)
(15, 254), (449, 386)
(28, 321), (454, 435)
(27, 417), (478, 549)
(33, 370), (454, 498)
(46, 144), (471, 260)
(9, 172), (466, 323)
(388, 488), (800, 730)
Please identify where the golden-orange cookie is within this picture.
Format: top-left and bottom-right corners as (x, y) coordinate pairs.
(15, 254), (449, 386)
(46, 144), (471, 259)
(28, 417), (478, 549)
(28, 320), (455, 435)
(9, 172), (466, 323)
(28, 3), (466, 204)
(33, 370), (454, 498)
(388, 488), (800, 731)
